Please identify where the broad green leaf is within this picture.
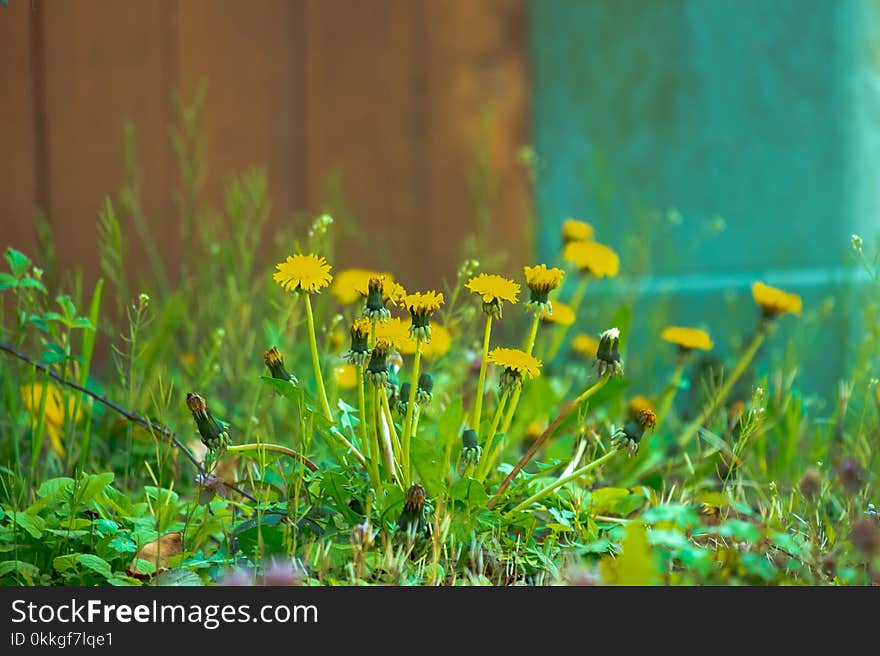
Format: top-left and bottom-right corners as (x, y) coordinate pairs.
(260, 375), (299, 400)
(411, 434), (447, 499)
(717, 519), (761, 543)
(108, 537), (138, 554)
(155, 568), (203, 586)
(18, 277), (47, 293)
(642, 503), (700, 529)
(77, 554), (113, 580)
(5, 247), (31, 277)
(56, 295), (77, 321)
(76, 472), (115, 505)
(614, 493), (647, 517)
(0, 272), (19, 289)
(0, 560), (40, 583)
(71, 317), (93, 330)
(232, 513), (288, 557)
(53, 553), (82, 573)
(590, 487), (630, 514)
(144, 485), (179, 507)
(607, 522), (659, 586)
(12, 511), (46, 539)
(378, 486), (407, 527)
(449, 477), (489, 509)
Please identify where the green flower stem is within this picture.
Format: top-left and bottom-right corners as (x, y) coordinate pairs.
(471, 314), (493, 437)
(474, 388), (511, 481)
(401, 339), (423, 486)
(358, 367), (382, 495)
(677, 325), (767, 449)
(506, 448), (620, 515)
(303, 293), (333, 424)
(547, 276), (590, 361)
(329, 428), (368, 468)
(379, 389), (403, 469)
(224, 443), (319, 472)
(653, 357), (687, 430)
(498, 313), (543, 447)
(488, 375), (610, 509)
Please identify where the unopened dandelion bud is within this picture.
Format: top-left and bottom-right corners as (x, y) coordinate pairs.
(611, 408), (656, 456)
(346, 319), (372, 367)
(186, 392), (230, 452)
(460, 428), (481, 465)
(595, 328), (623, 377)
(397, 484), (428, 537)
(263, 346), (297, 383)
(365, 340), (391, 387)
(417, 372), (433, 405)
(396, 382), (411, 417)
(364, 276), (391, 322)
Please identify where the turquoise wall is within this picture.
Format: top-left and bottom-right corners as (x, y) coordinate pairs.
(530, 0), (880, 397)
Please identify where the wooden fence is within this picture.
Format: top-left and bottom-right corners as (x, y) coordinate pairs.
(0, 0), (531, 289)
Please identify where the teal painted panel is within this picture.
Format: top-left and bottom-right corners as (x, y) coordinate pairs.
(530, 0), (879, 396)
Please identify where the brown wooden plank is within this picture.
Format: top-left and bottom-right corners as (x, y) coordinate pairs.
(304, 0), (425, 285)
(304, 0), (531, 289)
(423, 0), (531, 280)
(175, 0), (307, 245)
(0, 0), (38, 258)
(40, 0), (171, 288)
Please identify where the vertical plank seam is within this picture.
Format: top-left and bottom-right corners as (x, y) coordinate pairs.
(29, 0), (49, 224)
(162, 0), (179, 260)
(414, 0), (431, 287)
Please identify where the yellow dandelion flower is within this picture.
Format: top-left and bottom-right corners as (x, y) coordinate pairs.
(273, 253), (333, 294)
(20, 383), (81, 457)
(329, 328), (346, 351)
(523, 264), (565, 314)
(571, 333), (600, 358)
(524, 419), (547, 443)
(420, 324), (452, 359)
(562, 240), (620, 278)
(488, 347), (542, 389)
(541, 300), (575, 326)
(466, 273), (520, 318)
(661, 326), (714, 351)
(628, 395), (655, 419)
(561, 218), (594, 244)
(383, 280), (407, 307)
(334, 364), (358, 390)
(752, 282), (802, 317)
(405, 291), (445, 341)
(375, 317), (416, 351)
(330, 268), (392, 305)
(406, 291), (444, 315)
